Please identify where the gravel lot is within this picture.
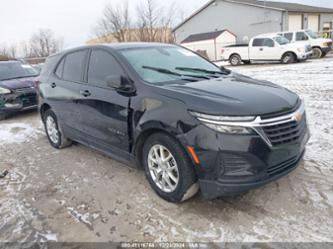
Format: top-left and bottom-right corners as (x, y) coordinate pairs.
(1, 55), (333, 243)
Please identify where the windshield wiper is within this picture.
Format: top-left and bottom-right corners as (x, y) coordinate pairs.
(175, 67), (231, 75)
(142, 66), (211, 80)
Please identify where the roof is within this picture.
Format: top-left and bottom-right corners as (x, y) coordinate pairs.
(173, 0), (333, 32)
(49, 42), (178, 57)
(181, 30), (229, 43)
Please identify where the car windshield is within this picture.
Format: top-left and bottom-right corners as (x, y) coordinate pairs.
(119, 46), (224, 84)
(306, 30), (318, 39)
(273, 36), (290, 45)
(0, 62), (39, 81)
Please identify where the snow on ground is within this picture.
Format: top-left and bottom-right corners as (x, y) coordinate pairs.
(0, 122), (43, 145)
(0, 56), (333, 243)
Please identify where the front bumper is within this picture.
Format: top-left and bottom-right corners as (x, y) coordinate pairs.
(199, 150), (305, 199)
(183, 105), (310, 199)
(0, 88), (37, 116)
(322, 46), (332, 54)
(297, 51), (312, 60)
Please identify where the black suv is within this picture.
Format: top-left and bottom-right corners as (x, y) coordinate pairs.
(37, 43), (309, 202)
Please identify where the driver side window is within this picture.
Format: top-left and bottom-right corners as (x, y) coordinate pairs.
(88, 49), (125, 88)
(296, 32), (309, 41)
(263, 39), (274, 47)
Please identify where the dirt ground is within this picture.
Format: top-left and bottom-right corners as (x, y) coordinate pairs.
(1, 55), (333, 243)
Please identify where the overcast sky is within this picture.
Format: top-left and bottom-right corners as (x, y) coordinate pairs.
(0, 0), (332, 50)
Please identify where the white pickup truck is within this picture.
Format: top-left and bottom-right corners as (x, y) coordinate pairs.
(276, 30), (333, 59)
(221, 34), (313, 66)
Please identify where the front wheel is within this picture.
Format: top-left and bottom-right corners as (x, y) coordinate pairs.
(281, 52), (296, 64)
(142, 133), (199, 203)
(229, 54), (242, 66)
(43, 109), (72, 149)
(311, 47), (322, 59)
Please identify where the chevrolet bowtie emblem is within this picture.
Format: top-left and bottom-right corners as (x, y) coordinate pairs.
(293, 112), (302, 122)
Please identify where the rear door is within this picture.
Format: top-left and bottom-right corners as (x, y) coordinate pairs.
(47, 49), (89, 134)
(77, 48), (131, 156)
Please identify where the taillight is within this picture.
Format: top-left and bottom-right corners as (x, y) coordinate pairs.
(33, 79), (41, 90)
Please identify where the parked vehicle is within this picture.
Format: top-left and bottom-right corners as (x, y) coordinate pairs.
(277, 30), (333, 59)
(0, 60), (39, 120)
(37, 43), (309, 202)
(221, 34), (313, 66)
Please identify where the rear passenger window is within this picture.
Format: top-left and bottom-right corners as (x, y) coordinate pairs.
(296, 32), (308, 41)
(283, 33), (293, 41)
(252, 39), (264, 47)
(62, 50), (87, 82)
(88, 49), (124, 88)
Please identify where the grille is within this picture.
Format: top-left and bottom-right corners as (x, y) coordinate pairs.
(267, 156), (298, 176)
(22, 93), (37, 107)
(262, 114), (307, 146)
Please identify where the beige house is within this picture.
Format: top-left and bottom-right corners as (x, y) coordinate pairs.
(180, 29), (236, 61)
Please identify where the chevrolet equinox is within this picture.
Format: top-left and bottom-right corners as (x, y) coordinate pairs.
(37, 43), (309, 202)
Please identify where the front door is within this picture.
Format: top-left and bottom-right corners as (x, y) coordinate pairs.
(250, 38), (279, 60)
(77, 48), (131, 156)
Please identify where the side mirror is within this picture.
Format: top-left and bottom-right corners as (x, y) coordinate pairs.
(106, 75), (134, 93)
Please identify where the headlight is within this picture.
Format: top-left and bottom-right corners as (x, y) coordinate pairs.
(190, 111), (256, 134)
(204, 123), (254, 134)
(0, 87), (11, 94)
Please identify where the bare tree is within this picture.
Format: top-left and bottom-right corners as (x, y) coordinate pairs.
(135, 0), (177, 43)
(94, 1), (131, 43)
(29, 29), (63, 57)
(0, 44), (17, 59)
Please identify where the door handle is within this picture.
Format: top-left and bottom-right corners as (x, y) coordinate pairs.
(259, 48), (264, 51)
(80, 90), (91, 97)
(51, 82), (56, 88)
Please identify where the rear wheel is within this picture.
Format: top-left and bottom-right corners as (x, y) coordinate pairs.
(43, 109), (72, 149)
(311, 47), (322, 59)
(142, 133), (199, 203)
(281, 52), (296, 64)
(229, 54), (242, 66)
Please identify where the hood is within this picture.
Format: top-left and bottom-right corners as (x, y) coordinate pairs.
(0, 77), (35, 90)
(314, 38), (332, 43)
(285, 41), (310, 49)
(156, 73), (299, 116)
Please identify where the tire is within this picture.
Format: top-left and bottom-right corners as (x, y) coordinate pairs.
(43, 109), (72, 149)
(281, 52), (296, 64)
(229, 54), (242, 66)
(142, 133), (199, 203)
(0, 114), (6, 121)
(311, 47), (322, 59)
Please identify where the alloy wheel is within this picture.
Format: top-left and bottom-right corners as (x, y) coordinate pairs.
(147, 144), (179, 193)
(46, 116), (59, 144)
